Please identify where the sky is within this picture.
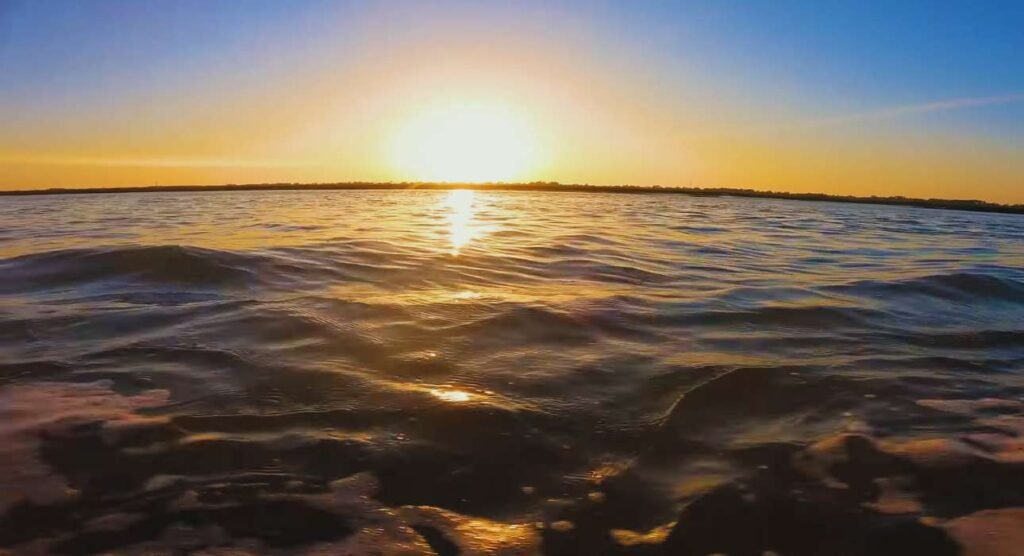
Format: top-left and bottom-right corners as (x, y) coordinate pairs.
(1, 0), (1022, 202)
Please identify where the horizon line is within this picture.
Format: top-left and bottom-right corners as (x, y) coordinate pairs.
(1, 181), (1021, 215)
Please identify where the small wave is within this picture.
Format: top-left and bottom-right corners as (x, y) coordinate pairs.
(0, 245), (261, 292)
(827, 271), (1024, 303)
(646, 304), (883, 329)
(654, 366), (852, 436)
(451, 304), (596, 346)
(868, 329), (1024, 351)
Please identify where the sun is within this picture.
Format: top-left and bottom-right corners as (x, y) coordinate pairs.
(389, 102), (540, 183)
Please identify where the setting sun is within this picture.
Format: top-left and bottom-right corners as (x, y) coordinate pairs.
(388, 102), (541, 183)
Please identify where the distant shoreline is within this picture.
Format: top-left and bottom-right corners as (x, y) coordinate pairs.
(2, 181), (1022, 215)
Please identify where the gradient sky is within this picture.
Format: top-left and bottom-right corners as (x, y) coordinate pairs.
(1, 0), (1022, 202)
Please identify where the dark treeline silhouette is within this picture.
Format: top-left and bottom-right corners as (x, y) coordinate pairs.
(2, 181), (1022, 215)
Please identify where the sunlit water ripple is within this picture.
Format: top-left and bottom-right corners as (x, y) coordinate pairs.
(2, 190), (1024, 555)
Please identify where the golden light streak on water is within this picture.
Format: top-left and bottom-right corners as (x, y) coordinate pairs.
(445, 189), (478, 255)
(428, 388), (474, 403)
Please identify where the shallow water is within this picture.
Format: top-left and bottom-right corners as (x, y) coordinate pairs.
(2, 189), (1024, 555)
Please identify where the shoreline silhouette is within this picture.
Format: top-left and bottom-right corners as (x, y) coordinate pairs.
(1, 181), (1021, 215)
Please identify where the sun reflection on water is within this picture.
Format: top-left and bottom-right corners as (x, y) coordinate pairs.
(429, 388), (474, 403)
(444, 189), (496, 255)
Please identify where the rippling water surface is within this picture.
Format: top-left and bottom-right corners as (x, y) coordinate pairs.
(2, 190), (1024, 555)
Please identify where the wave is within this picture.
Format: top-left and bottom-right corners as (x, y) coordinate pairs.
(826, 270), (1024, 303)
(0, 245), (262, 292)
(0, 244), (410, 296)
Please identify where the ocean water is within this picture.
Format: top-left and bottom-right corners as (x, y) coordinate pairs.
(2, 189), (1024, 555)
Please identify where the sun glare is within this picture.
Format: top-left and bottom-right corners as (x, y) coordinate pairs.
(390, 103), (540, 183)
(428, 388), (473, 403)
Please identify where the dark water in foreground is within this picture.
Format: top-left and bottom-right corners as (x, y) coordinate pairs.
(2, 190), (1024, 555)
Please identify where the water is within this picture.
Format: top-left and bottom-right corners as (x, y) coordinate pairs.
(2, 189), (1024, 555)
